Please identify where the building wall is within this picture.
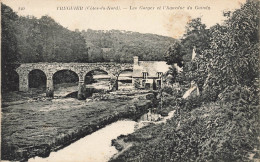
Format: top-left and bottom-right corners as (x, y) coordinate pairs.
(133, 77), (162, 90)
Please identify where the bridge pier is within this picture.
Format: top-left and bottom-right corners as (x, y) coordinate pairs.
(110, 76), (118, 91)
(114, 80), (118, 91)
(78, 79), (86, 100)
(46, 74), (54, 97)
(18, 73), (29, 92)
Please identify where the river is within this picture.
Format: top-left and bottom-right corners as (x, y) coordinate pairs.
(29, 120), (136, 162)
(29, 110), (175, 162)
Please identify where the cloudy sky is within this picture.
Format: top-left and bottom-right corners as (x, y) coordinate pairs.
(2, 0), (246, 38)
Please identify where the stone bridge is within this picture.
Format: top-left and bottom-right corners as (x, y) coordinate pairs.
(16, 62), (133, 99)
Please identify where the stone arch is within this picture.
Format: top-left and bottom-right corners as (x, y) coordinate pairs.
(52, 69), (79, 97)
(117, 68), (133, 76)
(28, 69), (47, 89)
(85, 67), (113, 79)
(117, 69), (133, 90)
(84, 68), (112, 90)
(53, 69), (79, 84)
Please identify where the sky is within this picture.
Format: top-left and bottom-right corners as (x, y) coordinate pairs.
(2, 0), (246, 39)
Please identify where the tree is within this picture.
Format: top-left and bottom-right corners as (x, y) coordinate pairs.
(165, 65), (178, 84)
(181, 18), (210, 61)
(171, 18), (211, 94)
(1, 3), (18, 63)
(15, 15), (89, 63)
(203, 0), (259, 95)
(1, 3), (19, 92)
(164, 41), (184, 67)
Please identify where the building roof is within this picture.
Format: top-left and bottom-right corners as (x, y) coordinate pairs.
(133, 61), (171, 78)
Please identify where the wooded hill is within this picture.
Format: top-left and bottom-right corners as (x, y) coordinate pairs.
(81, 29), (176, 63)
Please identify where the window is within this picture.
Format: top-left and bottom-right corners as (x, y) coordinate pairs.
(143, 72), (148, 79)
(142, 79), (146, 87)
(157, 72), (163, 78)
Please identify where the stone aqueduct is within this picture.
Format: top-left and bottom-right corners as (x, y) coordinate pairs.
(16, 62), (133, 99)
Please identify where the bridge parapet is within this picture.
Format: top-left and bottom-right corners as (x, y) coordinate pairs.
(16, 62), (133, 76)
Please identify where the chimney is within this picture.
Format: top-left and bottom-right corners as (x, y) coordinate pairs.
(134, 56), (138, 65)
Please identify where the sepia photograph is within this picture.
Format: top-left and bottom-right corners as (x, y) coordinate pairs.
(1, 0), (259, 161)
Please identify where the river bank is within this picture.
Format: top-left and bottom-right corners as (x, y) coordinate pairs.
(1, 90), (157, 161)
(109, 96), (260, 162)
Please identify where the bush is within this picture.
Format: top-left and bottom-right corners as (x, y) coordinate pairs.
(161, 85), (174, 95)
(177, 94), (204, 112)
(201, 86), (219, 102)
(218, 85), (258, 105)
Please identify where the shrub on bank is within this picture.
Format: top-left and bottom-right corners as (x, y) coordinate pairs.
(157, 85), (184, 114)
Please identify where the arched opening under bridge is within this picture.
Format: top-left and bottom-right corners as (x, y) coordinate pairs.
(28, 69), (47, 94)
(117, 69), (133, 90)
(53, 70), (79, 97)
(84, 69), (111, 98)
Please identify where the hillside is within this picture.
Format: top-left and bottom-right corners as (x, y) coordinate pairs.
(81, 29), (176, 63)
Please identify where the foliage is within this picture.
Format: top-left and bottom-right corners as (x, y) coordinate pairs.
(179, 95), (203, 111)
(16, 15), (88, 63)
(1, 3), (19, 92)
(181, 18), (211, 61)
(173, 1), (259, 98)
(167, 18), (211, 93)
(1, 3), (18, 64)
(2, 3), (89, 65)
(164, 65), (178, 84)
(164, 41), (184, 67)
(203, 1), (259, 95)
(157, 85), (184, 109)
